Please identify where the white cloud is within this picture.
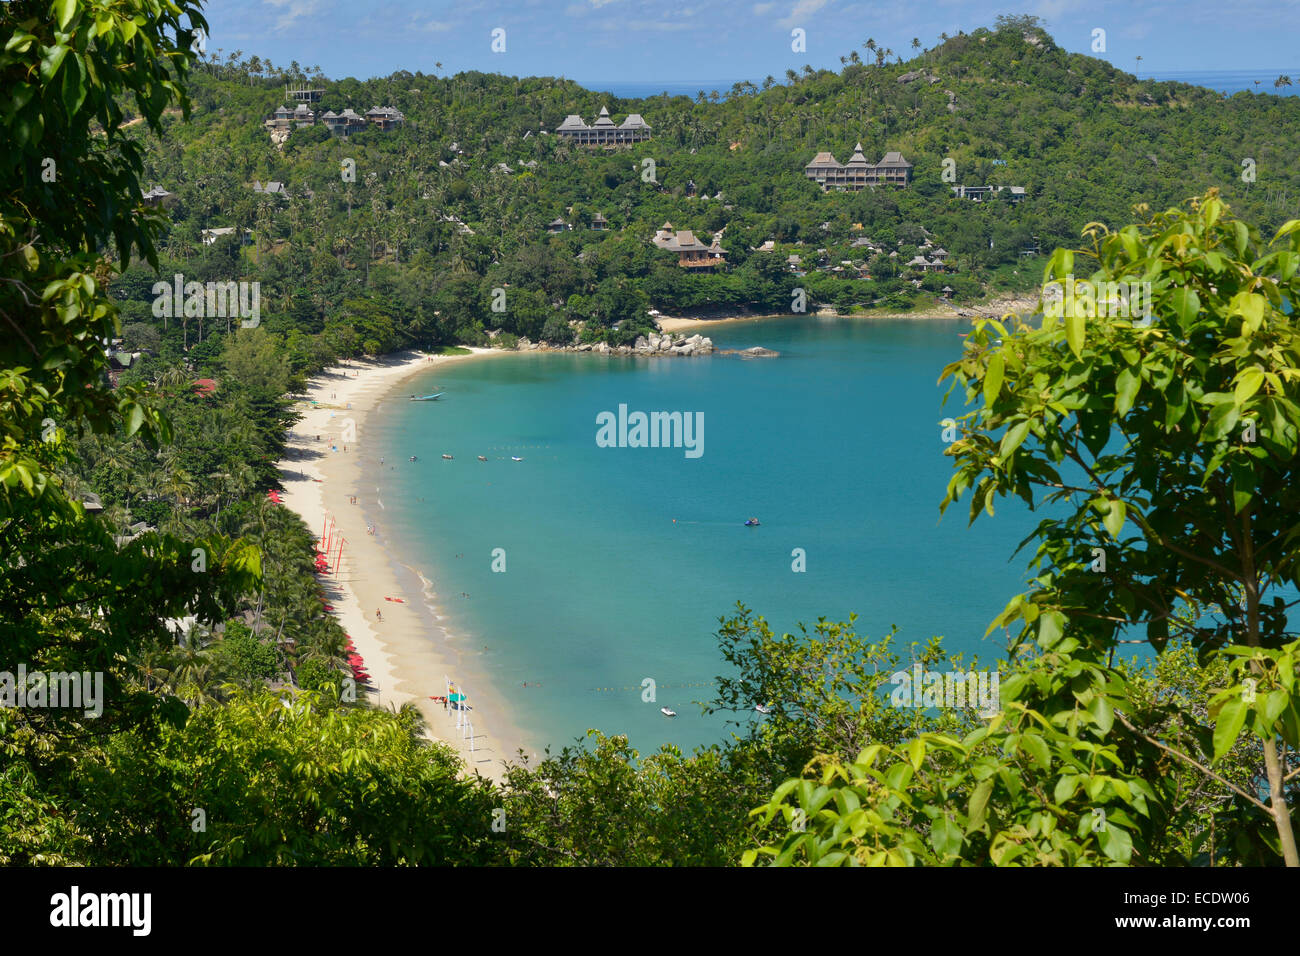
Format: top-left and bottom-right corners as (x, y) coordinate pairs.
(263, 0), (322, 33)
(778, 0), (828, 30)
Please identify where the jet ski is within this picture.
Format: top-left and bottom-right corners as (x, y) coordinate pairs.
(660, 707), (677, 718)
(745, 517), (761, 527)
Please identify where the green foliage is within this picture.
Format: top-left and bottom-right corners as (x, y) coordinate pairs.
(72, 691), (496, 865)
(746, 192), (1300, 866)
(217, 619), (279, 682)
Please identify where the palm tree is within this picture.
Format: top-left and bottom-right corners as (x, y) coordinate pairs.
(1275, 75), (1293, 89)
(1135, 55), (1142, 79)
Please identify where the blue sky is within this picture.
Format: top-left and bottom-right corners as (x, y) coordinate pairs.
(200, 0), (1299, 84)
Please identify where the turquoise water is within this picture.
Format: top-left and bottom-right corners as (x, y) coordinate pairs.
(367, 318), (1039, 757)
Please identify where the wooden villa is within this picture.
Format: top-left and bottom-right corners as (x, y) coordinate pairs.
(555, 106), (651, 146)
(651, 223), (726, 269)
(804, 145), (913, 190)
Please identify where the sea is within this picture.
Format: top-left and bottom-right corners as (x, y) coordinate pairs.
(581, 70), (1300, 101)
(368, 317), (1049, 758)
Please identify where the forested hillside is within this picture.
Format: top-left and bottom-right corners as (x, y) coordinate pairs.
(111, 14), (1300, 365)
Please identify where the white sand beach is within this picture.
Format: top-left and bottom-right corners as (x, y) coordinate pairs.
(276, 348), (519, 783)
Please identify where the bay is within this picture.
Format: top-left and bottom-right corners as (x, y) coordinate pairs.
(368, 317), (1039, 756)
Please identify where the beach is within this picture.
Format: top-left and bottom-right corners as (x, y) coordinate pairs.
(654, 294), (1040, 332)
(277, 348), (518, 782)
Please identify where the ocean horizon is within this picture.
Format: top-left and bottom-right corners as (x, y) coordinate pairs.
(580, 69), (1300, 101)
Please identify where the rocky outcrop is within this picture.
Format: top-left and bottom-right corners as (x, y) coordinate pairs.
(718, 346), (779, 358)
(513, 331), (715, 357)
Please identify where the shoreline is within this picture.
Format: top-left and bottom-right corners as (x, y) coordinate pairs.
(277, 347), (520, 783)
(654, 294), (1041, 331)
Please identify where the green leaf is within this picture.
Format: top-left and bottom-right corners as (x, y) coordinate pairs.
(61, 51), (87, 117)
(1169, 287), (1200, 324)
(1037, 611), (1066, 649)
(1235, 367), (1264, 406)
(984, 353), (1004, 406)
(966, 779), (994, 832)
(1019, 732), (1050, 770)
(54, 0), (76, 30)
(1098, 824), (1133, 862)
(1087, 696), (1114, 734)
(1065, 310), (1085, 359)
(907, 737), (926, 771)
(1212, 697), (1248, 759)
(1204, 400), (1240, 441)
(124, 402), (145, 437)
(1102, 499), (1125, 540)
(929, 815), (963, 857)
(1115, 366), (1140, 416)
(998, 419), (1030, 458)
(1231, 293), (1267, 334)
(40, 44), (69, 82)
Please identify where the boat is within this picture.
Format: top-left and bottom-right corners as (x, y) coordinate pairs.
(511, 456), (523, 462)
(477, 456), (488, 461)
(744, 517), (760, 527)
(410, 393), (444, 402)
(755, 704), (772, 714)
(660, 707), (677, 718)
(441, 454), (453, 460)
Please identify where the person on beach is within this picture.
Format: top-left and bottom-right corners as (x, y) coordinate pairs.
(376, 609), (382, 621)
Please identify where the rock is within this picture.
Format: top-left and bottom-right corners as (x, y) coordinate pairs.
(635, 335), (648, 350)
(898, 70), (925, 84)
(577, 342), (593, 351)
(596, 341), (610, 354)
(686, 334), (703, 346)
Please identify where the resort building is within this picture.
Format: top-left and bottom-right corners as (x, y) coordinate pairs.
(651, 222), (726, 269)
(252, 181), (289, 197)
(321, 108), (371, 136)
(555, 106), (652, 146)
(142, 186), (175, 207)
(951, 184), (1026, 202)
(804, 145), (913, 189)
(590, 212), (609, 230)
(200, 227), (253, 246)
(364, 106), (406, 131)
(286, 84), (324, 103)
(546, 218), (572, 234)
(906, 255), (947, 273)
(264, 104), (317, 136)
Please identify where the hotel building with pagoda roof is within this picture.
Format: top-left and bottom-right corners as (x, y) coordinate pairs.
(804, 144), (913, 189)
(556, 107), (652, 146)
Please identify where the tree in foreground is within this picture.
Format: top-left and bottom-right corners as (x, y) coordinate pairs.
(747, 191), (1300, 865)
